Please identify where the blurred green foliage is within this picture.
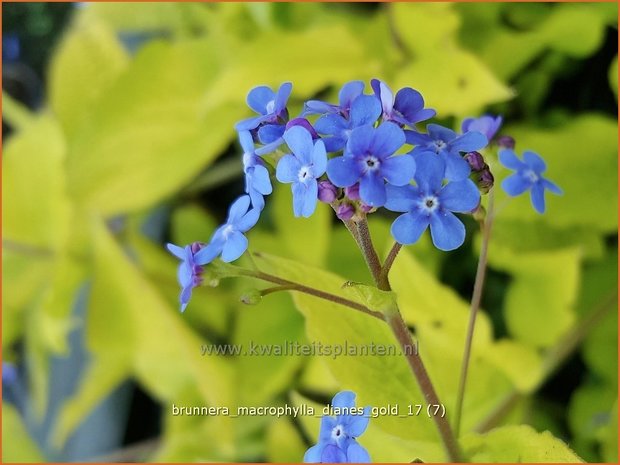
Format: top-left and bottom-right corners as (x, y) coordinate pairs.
(3, 2), (617, 463)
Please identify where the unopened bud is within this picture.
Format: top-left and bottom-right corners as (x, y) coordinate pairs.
(497, 135), (515, 150)
(345, 184), (361, 201)
(336, 203), (355, 221)
(476, 169), (495, 194)
(318, 180), (338, 203)
(240, 289), (262, 305)
(464, 151), (486, 172)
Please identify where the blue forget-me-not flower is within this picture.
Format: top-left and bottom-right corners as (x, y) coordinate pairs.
(304, 391), (371, 463)
(304, 80), (366, 117)
(385, 152), (480, 251)
(407, 123), (488, 181)
(371, 78), (436, 127)
(235, 82), (292, 135)
(240, 130), (272, 210)
(461, 115), (502, 142)
(327, 122), (413, 207)
(276, 126), (328, 217)
(499, 149), (562, 213)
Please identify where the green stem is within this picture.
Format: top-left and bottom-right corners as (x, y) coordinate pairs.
(380, 242), (402, 285)
(454, 192), (495, 438)
(352, 219), (463, 462)
(240, 269), (384, 321)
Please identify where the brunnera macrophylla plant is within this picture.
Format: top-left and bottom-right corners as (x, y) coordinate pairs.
(167, 79), (562, 463)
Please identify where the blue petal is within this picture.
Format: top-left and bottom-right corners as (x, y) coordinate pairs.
(255, 137), (284, 156)
(292, 180), (318, 217)
(194, 242), (222, 265)
(443, 152), (471, 181)
(221, 231), (248, 262)
(439, 179), (480, 212)
(391, 212), (430, 245)
(323, 136), (347, 153)
(180, 285), (193, 312)
(227, 195), (251, 223)
(235, 114), (270, 131)
(346, 125), (375, 157)
(345, 407), (370, 437)
(499, 149), (526, 171)
(461, 117), (475, 133)
(319, 415), (338, 442)
(249, 188), (265, 211)
(350, 95), (382, 127)
(359, 172), (386, 207)
(346, 442), (371, 463)
(339, 80), (365, 109)
(238, 130), (254, 154)
(530, 182), (546, 213)
(235, 208), (260, 232)
(275, 82), (293, 113)
(413, 151), (445, 192)
(449, 130), (488, 153)
(312, 140), (327, 176)
(276, 154), (302, 184)
(382, 154), (415, 186)
(321, 445), (347, 463)
(177, 258), (193, 288)
(246, 86), (275, 114)
(315, 114), (348, 136)
(501, 173), (530, 196)
(303, 444), (325, 463)
(523, 150), (546, 173)
(258, 124), (285, 144)
(304, 100), (337, 116)
(166, 243), (186, 259)
(430, 211), (466, 251)
(427, 124), (457, 143)
(405, 130), (433, 146)
(394, 87), (423, 120)
(251, 164), (272, 195)
(327, 156), (361, 187)
(332, 391), (356, 409)
(385, 185), (419, 212)
(543, 178), (563, 195)
(371, 78), (394, 114)
(284, 126), (313, 165)
(370, 122), (405, 158)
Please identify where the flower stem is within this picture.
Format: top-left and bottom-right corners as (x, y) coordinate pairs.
(381, 242), (402, 284)
(454, 192), (495, 438)
(240, 269), (384, 320)
(353, 219), (463, 462)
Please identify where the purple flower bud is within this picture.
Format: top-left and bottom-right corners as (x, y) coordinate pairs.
(190, 242), (206, 254)
(497, 135), (515, 150)
(285, 117), (319, 139)
(344, 184), (360, 201)
(464, 151), (486, 172)
(318, 180), (338, 203)
(336, 203), (355, 221)
(359, 203), (373, 213)
(475, 169), (495, 194)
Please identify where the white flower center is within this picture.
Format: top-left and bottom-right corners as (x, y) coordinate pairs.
(298, 165), (313, 183)
(420, 195), (440, 213)
(265, 99), (276, 114)
(331, 424), (345, 441)
(222, 224), (235, 239)
(363, 155), (381, 172)
(523, 169), (539, 183)
(433, 140), (447, 153)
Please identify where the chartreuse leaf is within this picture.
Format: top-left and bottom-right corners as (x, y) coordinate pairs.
(49, 13), (129, 137)
(292, 391), (445, 463)
(487, 244), (581, 348)
(341, 281), (396, 313)
(252, 253), (440, 448)
(171, 204), (218, 247)
(202, 24), (378, 113)
(568, 381), (616, 444)
(2, 91), (34, 131)
(54, 218), (234, 452)
(390, 247), (543, 430)
(272, 184), (331, 267)
(266, 417), (308, 463)
(495, 115), (617, 232)
(462, 425), (582, 462)
(66, 39), (244, 216)
(2, 404), (44, 462)
(600, 400), (618, 463)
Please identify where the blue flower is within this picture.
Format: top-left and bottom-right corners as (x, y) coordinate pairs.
(235, 82), (292, 132)
(371, 79), (436, 127)
(201, 195), (260, 262)
(276, 126), (327, 217)
(315, 94), (382, 151)
(303, 80), (365, 117)
(499, 149), (562, 213)
(326, 122), (412, 207)
(406, 123), (488, 181)
(461, 115), (503, 141)
(167, 242), (218, 312)
(385, 152), (480, 251)
(239, 130), (272, 210)
(304, 391), (371, 463)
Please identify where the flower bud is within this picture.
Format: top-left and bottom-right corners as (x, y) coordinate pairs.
(318, 180), (338, 203)
(336, 203), (355, 221)
(345, 183), (361, 201)
(473, 168), (495, 194)
(497, 135), (515, 150)
(240, 289), (262, 305)
(464, 151), (486, 172)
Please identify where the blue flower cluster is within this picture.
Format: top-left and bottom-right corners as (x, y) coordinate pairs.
(166, 79), (561, 312)
(304, 391), (371, 463)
